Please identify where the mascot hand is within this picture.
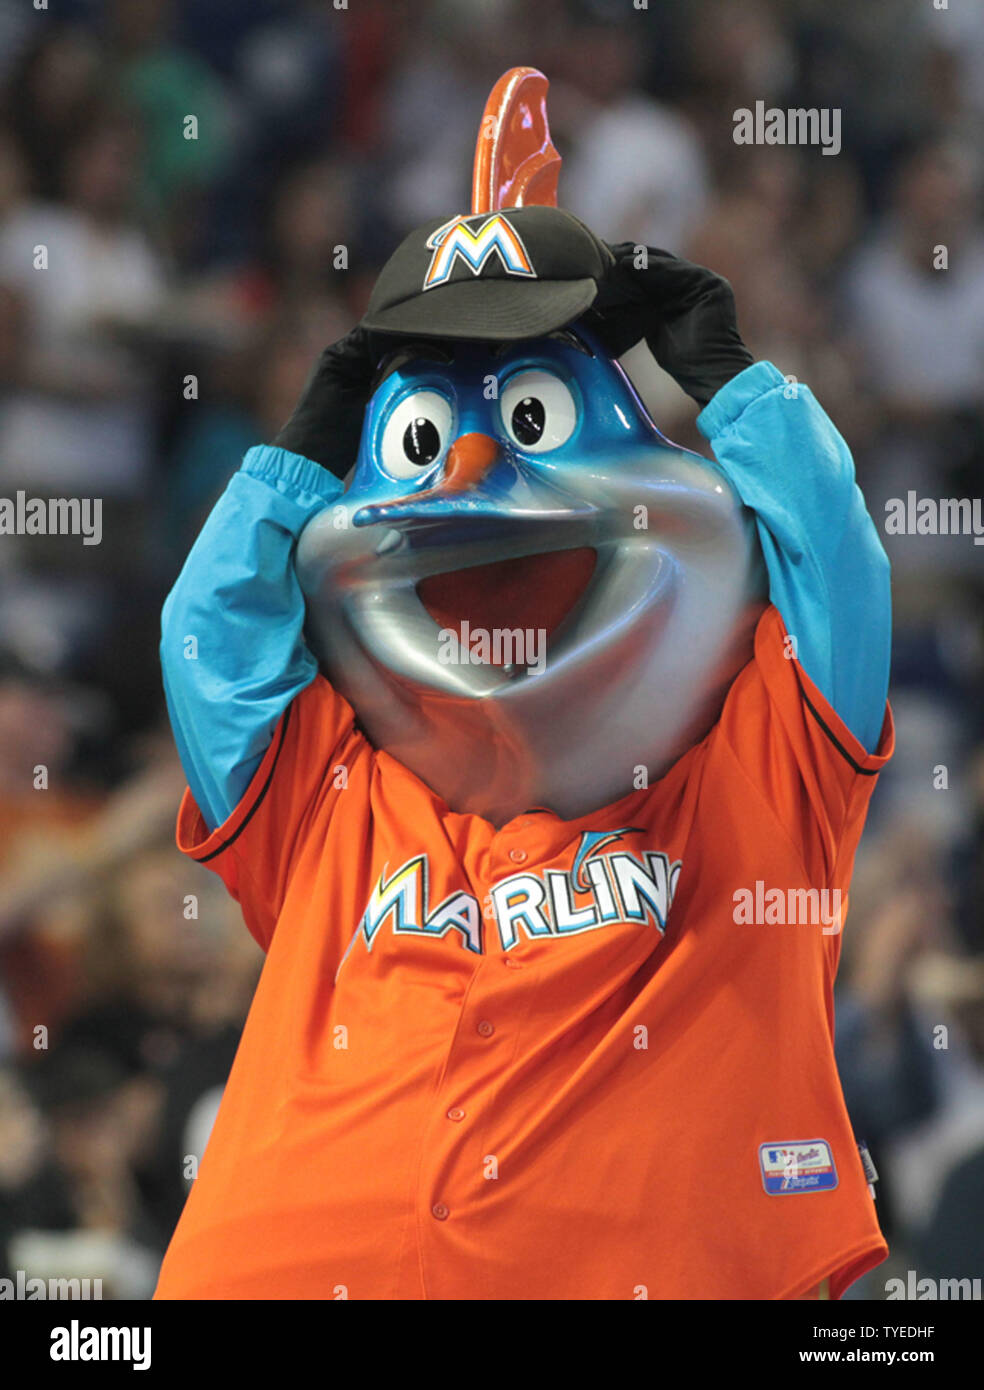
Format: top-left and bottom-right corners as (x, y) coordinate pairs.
(590, 245), (753, 408)
(272, 324), (379, 478)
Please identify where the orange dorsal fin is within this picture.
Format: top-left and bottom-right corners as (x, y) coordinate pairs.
(471, 67), (561, 214)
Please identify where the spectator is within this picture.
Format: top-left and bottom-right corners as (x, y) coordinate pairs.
(0, 105), (168, 496)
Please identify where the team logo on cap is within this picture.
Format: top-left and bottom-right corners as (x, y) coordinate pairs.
(422, 214), (536, 290)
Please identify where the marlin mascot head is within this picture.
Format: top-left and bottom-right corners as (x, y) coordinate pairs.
(296, 68), (765, 826)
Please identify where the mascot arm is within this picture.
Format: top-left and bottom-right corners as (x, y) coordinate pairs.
(697, 361), (891, 754)
(593, 245), (888, 753)
(161, 327), (376, 832)
(160, 445), (343, 831)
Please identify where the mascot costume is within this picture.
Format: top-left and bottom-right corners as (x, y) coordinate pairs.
(155, 70), (893, 1300)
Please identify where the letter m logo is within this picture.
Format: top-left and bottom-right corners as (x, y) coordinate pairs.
(423, 214), (536, 289)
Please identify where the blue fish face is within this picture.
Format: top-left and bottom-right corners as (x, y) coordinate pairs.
(346, 328), (680, 527)
(296, 322), (766, 825)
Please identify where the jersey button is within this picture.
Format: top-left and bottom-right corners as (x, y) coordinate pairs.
(447, 1107), (466, 1122)
(508, 847), (528, 863)
(432, 1202), (450, 1221)
(477, 1020), (495, 1038)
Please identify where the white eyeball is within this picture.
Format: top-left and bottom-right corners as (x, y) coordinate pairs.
(499, 370), (577, 453)
(380, 390), (453, 480)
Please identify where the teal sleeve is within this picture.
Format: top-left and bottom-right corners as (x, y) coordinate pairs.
(160, 445), (342, 831)
(696, 362), (891, 752)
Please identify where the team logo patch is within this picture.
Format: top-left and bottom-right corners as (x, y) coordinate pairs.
(423, 214), (536, 290)
(759, 1140), (838, 1194)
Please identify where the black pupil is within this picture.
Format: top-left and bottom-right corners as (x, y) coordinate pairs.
(403, 416), (441, 465)
(512, 396), (545, 445)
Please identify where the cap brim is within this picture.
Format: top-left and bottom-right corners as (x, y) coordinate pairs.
(362, 277), (600, 342)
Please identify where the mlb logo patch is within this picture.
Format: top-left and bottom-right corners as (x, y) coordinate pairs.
(759, 1139), (838, 1194)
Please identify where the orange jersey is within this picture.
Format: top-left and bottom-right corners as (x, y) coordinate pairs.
(154, 603), (893, 1300)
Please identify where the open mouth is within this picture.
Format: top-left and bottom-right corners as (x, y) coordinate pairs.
(416, 547), (597, 662)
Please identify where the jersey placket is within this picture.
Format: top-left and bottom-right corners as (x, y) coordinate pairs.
(413, 818), (549, 1298)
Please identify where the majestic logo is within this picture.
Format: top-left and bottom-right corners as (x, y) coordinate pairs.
(422, 213), (536, 290)
(336, 831), (681, 978)
(759, 1140), (838, 1195)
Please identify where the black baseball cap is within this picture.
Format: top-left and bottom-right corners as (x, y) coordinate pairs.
(363, 205), (614, 342)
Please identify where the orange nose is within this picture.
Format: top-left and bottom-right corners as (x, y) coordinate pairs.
(420, 431), (499, 498)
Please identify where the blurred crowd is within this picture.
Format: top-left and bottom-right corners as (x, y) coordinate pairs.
(0, 0), (982, 1298)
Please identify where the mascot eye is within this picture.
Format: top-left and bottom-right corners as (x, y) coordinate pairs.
(500, 370), (577, 453)
(380, 391), (452, 479)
